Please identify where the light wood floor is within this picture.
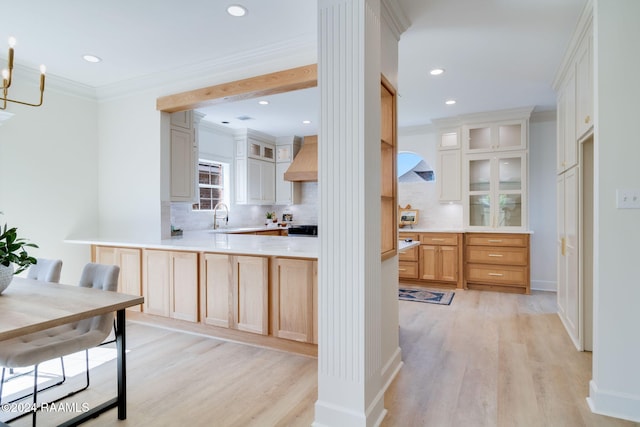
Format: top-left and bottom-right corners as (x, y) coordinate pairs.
(4, 290), (638, 426)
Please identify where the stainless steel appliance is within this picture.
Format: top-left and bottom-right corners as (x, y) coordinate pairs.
(287, 225), (318, 237)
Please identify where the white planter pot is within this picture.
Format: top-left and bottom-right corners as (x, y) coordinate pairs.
(0, 264), (14, 295)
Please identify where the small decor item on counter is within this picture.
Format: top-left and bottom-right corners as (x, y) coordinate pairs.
(170, 225), (183, 237)
(282, 213), (293, 222)
(265, 211), (277, 225)
(0, 213), (38, 294)
(398, 204), (419, 229)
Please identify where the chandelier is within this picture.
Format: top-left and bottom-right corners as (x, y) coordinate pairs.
(1, 37), (46, 110)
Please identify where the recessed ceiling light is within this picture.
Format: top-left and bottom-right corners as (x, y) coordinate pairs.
(302, 120), (312, 124)
(82, 54), (102, 63)
(221, 121), (230, 124)
(445, 99), (456, 105)
(258, 100), (269, 105)
(430, 68), (445, 76)
(227, 4), (247, 17)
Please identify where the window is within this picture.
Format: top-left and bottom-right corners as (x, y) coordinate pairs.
(192, 160), (229, 210)
(397, 151), (435, 182)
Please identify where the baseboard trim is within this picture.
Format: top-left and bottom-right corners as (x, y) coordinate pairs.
(588, 380), (640, 422)
(531, 280), (557, 292)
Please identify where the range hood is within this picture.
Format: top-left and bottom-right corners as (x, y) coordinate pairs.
(284, 135), (318, 182)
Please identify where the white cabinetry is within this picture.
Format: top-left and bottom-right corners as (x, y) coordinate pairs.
(461, 108), (531, 231)
(275, 136), (301, 205)
(170, 111), (204, 202)
(437, 129), (461, 202)
(553, 10), (593, 350)
(235, 130), (276, 205)
(575, 24), (593, 139)
(463, 119), (527, 153)
(557, 168), (580, 348)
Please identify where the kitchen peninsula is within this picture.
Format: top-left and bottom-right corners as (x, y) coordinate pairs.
(66, 231), (319, 350)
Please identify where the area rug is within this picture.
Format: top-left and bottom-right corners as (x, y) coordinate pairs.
(398, 287), (455, 305)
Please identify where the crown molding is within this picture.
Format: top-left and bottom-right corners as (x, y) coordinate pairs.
(381, 0), (411, 41)
(96, 37), (317, 102)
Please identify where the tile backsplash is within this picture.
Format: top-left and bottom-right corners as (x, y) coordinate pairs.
(171, 182), (319, 231)
(398, 181), (463, 230)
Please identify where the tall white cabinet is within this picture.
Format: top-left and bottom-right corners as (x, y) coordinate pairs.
(461, 108), (532, 232)
(553, 7), (593, 351)
(169, 110), (205, 202)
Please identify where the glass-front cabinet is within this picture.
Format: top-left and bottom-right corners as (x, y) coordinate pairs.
(464, 120), (527, 153)
(466, 153), (526, 230)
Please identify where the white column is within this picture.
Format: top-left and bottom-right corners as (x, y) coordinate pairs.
(314, 0), (385, 426)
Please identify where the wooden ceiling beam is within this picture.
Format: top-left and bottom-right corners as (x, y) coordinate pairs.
(156, 64), (318, 113)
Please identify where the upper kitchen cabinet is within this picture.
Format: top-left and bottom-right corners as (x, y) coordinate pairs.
(275, 136), (302, 205)
(575, 22), (593, 140)
(465, 153), (527, 230)
(461, 108), (532, 231)
(170, 111), (205, 202)
(235, 129), (276, 205)
(437, 128), (462, 202)
(463, 119), (527, 153)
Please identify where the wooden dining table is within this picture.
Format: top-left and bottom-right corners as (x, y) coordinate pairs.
(0, 277), (144, 426)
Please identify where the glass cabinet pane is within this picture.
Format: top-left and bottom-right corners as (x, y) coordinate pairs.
(469, 127), (491, 150)
(263, 146), (274, 160)
(249, 143), (261, 157)
(469, 195), (491, 227)
(498, 157), (522, 190)
(498, 194), (522, 227)
(498, 124), (521, 148)
(469, 159), (491, 191)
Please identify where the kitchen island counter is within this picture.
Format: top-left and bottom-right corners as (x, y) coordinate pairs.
(66, 230), (318, 259)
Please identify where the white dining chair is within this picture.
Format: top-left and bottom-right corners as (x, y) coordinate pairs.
(26, 258), (63, 283)
(0, 262), (120, 426)
(2, 258), (66, 403)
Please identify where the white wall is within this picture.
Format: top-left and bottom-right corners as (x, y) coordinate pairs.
(529, 112), (558, 291)
(588, 0), (640, 421)
(0, 78), (99, 285)
(397, 125), (465, 230)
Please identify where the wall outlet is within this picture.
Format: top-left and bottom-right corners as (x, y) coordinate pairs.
(616, 189), (640, 209)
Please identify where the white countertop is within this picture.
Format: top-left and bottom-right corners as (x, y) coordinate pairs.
(398, 227), (533, 234)
(66, 230), (319, 259)
(67, 231), (423, 260)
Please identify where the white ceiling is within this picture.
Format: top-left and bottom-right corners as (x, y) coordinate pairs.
(2, 0), (586, 136)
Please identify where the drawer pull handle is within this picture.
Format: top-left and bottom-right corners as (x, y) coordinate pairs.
(431, 238), (445, 242)
(398, 268), (407, 272)
(488, 254), (503, 257)
(488, 273), (504, 277)
(488, 239), (503, 243)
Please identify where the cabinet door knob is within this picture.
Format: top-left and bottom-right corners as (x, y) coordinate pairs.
(585, 115), (591, 124)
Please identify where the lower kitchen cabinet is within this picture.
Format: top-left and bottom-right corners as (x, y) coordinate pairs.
(92, 245), (142, 311)
(464, 233), (530, 294)
(201, 253), (269, 335)
(418, 233), (463, 288)
(142, 249), (199, 322)
(398, 232), (419, 280)
(271, 258), (317, 343)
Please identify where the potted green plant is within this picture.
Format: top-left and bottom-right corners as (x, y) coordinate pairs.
(0, 214), (38, 294)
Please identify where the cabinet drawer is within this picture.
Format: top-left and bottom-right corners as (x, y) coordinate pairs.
(420, 233), (459, 246)
(465, 233), (528, 247)
(399, 261), (419, 279)
(466, 246), (528, 266)
(466, 264), (527, 286)
(399, 232), (419, 241)
(399, 246), (418, 261)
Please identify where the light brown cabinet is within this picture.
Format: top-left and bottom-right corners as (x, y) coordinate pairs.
(380, 76), (397, 260)
(142, 249), (199, 321)
(92, 245), (142, 311)
(200, 253), (269, 335)
(271, 258), (317, 343)
(418, 233), (462, 287)
(398, 232), (419, 280)
(464, 233), (530, 294)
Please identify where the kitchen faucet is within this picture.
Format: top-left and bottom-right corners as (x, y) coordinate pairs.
(213, 202), (229, 229)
